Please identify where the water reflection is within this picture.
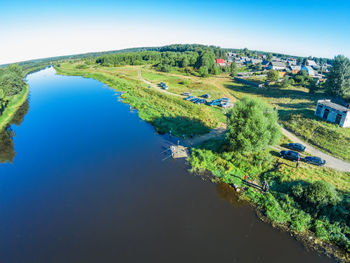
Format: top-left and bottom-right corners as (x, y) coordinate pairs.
(0, 99), (29, 164)
(216, 182), (248, 208)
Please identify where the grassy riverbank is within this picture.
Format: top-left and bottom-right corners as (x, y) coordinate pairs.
(0, 84), (29, 131)
(56, 63), (225, 137)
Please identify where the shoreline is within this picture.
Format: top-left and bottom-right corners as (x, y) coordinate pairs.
(0, 84), (29, 131)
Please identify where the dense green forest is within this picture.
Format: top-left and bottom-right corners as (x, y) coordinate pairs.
(95, 44), (225, 77)
(0, 65), (26, 115)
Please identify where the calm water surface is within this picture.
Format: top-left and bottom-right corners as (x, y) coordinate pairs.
(0, 68), (333, 263)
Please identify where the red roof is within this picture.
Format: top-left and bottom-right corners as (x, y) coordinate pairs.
(216, 59), (225, 64)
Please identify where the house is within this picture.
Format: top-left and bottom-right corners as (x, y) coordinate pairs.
(315, 100), (350, 127)
(250, 58), (263, 64)
(289, 65), (301, 74)
(267, 61), (286, 71)
(307, 60), (317, 67)
(301, 65), (316, 77)
(216, 58), (226, 67)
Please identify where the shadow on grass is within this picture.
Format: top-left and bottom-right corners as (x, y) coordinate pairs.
(153, 116), (211, 138)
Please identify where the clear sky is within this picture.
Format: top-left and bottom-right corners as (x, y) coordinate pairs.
(1, 0), (350, 64)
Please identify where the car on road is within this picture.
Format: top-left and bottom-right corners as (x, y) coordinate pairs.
(288, 143), (306, 152)
(184, 96), (195, 101)
(302, 156), (326, 166)
(181, 92), (191, 96)
(220, 97), (230, 102)
(280, 150), (300, 161)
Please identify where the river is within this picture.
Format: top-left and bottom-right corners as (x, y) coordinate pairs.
(0, 67), (333, 263)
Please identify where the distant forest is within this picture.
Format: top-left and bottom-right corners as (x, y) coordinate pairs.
(95, 44), (226, 77)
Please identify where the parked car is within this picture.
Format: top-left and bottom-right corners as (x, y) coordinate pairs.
(280, 150), (300, 161)
(181, 92), (191, 96)
(302, 156), (326, 166)
(201, 93), (210, 98)
(184, 96), (195, 101)
(208, 100), (222, 106)
(190, 98), (199, 103)
(220, 97), (230, 102)
(195, 99), (207, 104)
(288, 143), (306, 152)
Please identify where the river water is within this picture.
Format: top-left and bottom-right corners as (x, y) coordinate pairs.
(0, 67), (333, 263)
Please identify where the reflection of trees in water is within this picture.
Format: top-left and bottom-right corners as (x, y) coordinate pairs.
(0, 99), (29, 164)
(216, 182), (248, 208)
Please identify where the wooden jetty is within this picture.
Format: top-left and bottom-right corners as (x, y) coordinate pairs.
(170, 145), (188, 159)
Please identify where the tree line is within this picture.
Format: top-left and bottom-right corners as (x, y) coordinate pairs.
(0, 65), (25, 115)
(95, 44), (223, 77)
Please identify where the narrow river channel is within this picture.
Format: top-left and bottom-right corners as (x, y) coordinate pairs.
(0, 67), (333, 263)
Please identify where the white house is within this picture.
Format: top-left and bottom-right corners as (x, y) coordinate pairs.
(315, 100), (350, 128)
(267, 61), (286, 71)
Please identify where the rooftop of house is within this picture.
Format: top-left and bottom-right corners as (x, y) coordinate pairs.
(270, 61), (286, 67)
(317, 100), (350, 112)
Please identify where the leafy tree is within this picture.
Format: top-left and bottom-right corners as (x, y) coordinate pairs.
(267, 70), (279, 82)
(281, 77), (291, 89)
(225, 97), (281, 152)
(304, 181), (341, 209)
(308, 79), (319, 94)
(266, 53), (273, 61)
(325, 55), (350, 98)
(229, 62), (238, 77)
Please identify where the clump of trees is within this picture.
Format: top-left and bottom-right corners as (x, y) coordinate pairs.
(0, 64), (25, 115)
(326, 55), (350, 98)
(225, 97), (281, 152)
(267, 70), (279, 82)
(95, 44), (222, 77)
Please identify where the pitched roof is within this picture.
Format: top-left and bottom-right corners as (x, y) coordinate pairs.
(270, 61), (286, 67)
(317, 100), (350, 112)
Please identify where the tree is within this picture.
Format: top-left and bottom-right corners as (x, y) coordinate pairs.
(325, 55), (350, 98)
(308, 79), (319, 94)
(267, 70), (279, 82)
(304, 181), (341, 209)
(230, 62), (238, 77)
(281, 77), (291, 89)
(266, 53), (273, 61)
(225, 97), (281, 152)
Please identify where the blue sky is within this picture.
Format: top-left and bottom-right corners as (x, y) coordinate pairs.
(1, 0), (350, 64)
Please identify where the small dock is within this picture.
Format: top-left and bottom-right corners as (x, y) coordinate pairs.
(170, 145), (188, 159)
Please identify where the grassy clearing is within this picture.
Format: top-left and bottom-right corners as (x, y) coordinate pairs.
(0, 85), (29, 131)
(224, 80), (350, 161)
(56, 63), (223, 137)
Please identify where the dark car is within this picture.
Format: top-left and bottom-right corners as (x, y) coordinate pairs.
(280, 150), (300, 161)
(220, 97), (230, 102)
(302, 156), (326, 166)
(184, 96), (195, 101)
(201, 93), (211, 99)
(195, 99), (207, 104)
(190, 98), (199, 103)
(288, 143), (306, 152)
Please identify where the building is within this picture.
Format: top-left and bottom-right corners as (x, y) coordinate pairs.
(267, 61), (286, 71)
(216, 58), (226, 67)
(315, 100), (350, 127)
(301, 65), (316, 77)
(289, 65), (301, 74)
(307, 60), (318, 67)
